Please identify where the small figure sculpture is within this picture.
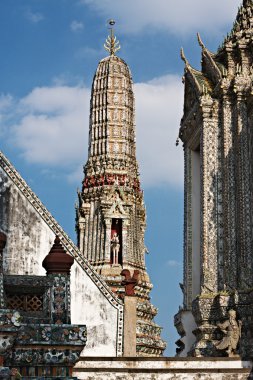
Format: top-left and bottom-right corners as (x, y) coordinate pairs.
(111, 232), (120, 265)
(215, 310), (242, 356)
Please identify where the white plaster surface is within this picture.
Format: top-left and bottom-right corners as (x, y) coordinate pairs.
(0, 165), (119, 356)
(71, 261), (118, 356)
(0, 168), (53, 276)
(73, 358), (253, 379)
(75, 358), (252, 369)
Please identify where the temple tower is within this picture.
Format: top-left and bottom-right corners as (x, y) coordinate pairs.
(76, 22), (166, 356)
(175, 0), (253, 358)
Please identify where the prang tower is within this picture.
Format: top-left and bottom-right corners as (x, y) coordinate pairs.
(175, 0), (253, 358)
(76, 23), (166, 356)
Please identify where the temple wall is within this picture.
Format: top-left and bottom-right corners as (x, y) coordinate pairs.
(0, 165), (119, 356)
(0, 167), (54, 276)
(71, 261), (118, 356)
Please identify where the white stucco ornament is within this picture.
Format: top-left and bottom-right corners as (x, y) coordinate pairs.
(11, 311), (21, 327)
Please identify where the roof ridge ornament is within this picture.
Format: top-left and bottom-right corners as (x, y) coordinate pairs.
(104, 19), (121, 56)
(197, 32), (205, 50)
(180, 47), (189, 67)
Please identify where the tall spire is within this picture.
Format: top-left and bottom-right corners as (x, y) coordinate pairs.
(76, 25), (166, 357)
(104, 19), (121, 56)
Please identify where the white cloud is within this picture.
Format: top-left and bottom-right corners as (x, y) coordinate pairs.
(0, 94), (13, 111)
(135, 75), (183, 187)
(81, 0), (239, 35)
(25, 10), (44, 24)
(167, 260), (181, 267)
(11, 86), (90, 168)
(70, 20), (84, 32)
(1, 74), (183, 188)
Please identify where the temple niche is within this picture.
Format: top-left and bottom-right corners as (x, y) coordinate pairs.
(111, 219), (122, 266)
(175, 0), (253, 359)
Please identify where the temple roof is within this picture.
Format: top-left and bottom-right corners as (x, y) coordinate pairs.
(181, 48), (213, 95)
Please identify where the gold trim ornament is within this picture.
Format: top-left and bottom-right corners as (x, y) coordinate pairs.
(104, 19), (121, 56)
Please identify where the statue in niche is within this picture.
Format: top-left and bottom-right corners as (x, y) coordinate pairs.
(215, 310), (242, 356)
(111, 232), (120, 265)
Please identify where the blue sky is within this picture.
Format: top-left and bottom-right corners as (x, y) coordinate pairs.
(0, 0), (240, 355)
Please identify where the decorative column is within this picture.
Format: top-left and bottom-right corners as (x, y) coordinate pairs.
(79, 201), (90, 256)
(42, 236), (74, 324)
(84, 213), (90, 257)
(121, 269), (139, 357)
(235, 89), (252, 287)
(200, 95), (219, 293)
(87, 203), (94, 261)
(221, 85), (237, 289)
(183, 146), (193, 309)
(190, 97), (221, 357)
(78, 222), (85, 254)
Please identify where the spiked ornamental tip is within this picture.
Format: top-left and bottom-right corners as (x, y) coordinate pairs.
(180, 47), (189, 66)
(104, 19), (121, 56)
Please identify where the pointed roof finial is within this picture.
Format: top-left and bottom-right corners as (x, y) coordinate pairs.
(180, 47), (189, 66)
(104, 19), (121, 56)
(197, 32), (205, 49)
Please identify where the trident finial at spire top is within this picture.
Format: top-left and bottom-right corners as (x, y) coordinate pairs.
(104, 19), (121, 56)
